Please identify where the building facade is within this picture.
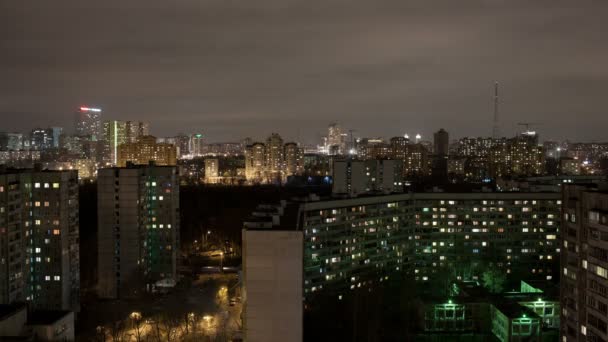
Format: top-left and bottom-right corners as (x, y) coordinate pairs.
(243, 191), (561, 341)
(244, 135), (304, 184)
(74, 107), (102, 141)
(117, 136), (177, 167)
(561, 184), (608, 341)
(103, 120), (150, 165)
(97, 165), (180, 299)
(0, 169), (79, 312)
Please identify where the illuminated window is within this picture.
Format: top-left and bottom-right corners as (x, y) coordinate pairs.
(52, 183), (60, 189)
(35, 183), (40, 188)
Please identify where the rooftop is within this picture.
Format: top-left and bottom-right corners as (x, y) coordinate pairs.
(27, 310), (72, 326)
(0, 303), (26, 321)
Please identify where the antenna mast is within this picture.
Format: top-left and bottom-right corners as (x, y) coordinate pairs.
(492, 81), (500, 139)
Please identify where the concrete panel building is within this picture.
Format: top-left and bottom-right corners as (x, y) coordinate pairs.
(97, 164), (179, 299)
(242, 229), (303, 342)
(243, 191), (562, 340)
(0, 168), (79, 312)
(561, 184), (608, 341)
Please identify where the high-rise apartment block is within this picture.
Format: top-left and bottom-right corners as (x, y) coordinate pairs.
(0, 168), (79, 311)
(332, 159), (403, 196)
(454, 134), (545, 180)
(327, 123), (347, 155)
(561, 184), (608, 341)
(97, 164), (180, 299)
(189, 133), (204, 157)
(243, 191), (561, 341)
(204, 158), (219, 183)
(244, 134), (303, 184)
(117, 136), (177, 167)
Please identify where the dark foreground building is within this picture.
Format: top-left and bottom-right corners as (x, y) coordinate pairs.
(561, 184), (608, 341)
(242, 191), (561, 341)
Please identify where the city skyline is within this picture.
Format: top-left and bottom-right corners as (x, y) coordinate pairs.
(2, 0), (608, 143)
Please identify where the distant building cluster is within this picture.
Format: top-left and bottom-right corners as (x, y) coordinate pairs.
(1, 110), (607, 187)
(244, 133), (304, 184)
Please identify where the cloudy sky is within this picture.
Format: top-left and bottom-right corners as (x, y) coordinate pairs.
(1, 0), (607, 143)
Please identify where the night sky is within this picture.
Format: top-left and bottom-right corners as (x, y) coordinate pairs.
(1, 0), (607, 143)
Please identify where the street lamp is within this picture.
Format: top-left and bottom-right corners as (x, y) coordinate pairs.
(130, 311), (142, 321)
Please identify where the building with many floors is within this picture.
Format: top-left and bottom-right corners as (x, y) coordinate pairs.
(97, 164), (180, 299)
(243, 191), (561, 341)
(560, 184), (608, 341)
(0, 168), (79, 312)
(117, 136), (177, 167)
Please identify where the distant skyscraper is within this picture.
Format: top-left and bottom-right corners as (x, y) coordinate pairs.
(0, 168), (79, 311)
(265, 133), (284, 182)
(74, 106), (102, 141)
(97, 164), (179, 299)
(0, 133), (24, 151)
(245, 142), (266, 182)
(103, 121), (127, 164)
(204, 158), (219, 183)
(103, 121), (150, 165)
(434, 128), (449, 156)
(47, 127), (63, 148)
(189, 133), (204, 157)
(175, 134), (191, 157)
(30, 128), (50, 151)
(284, 142), (304, 178)
(432, 129), (449, 182)
(327, 123), (346, 155)
(117, 136), (177, 167)
(126, 121), (149, 143)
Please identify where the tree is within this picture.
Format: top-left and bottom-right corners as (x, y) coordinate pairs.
(482, 269), (506, 293)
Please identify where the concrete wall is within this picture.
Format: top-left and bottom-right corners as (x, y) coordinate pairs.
(0, 306), (27, 336)
(243, 229), (303, 342)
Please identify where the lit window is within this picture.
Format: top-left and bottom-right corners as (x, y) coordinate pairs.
(35, 248), (41, 253)
(35, 201), (41, 207)
(54, 275), (60, 281)
(44, 183), (50, 188)
(53, 229), (60, 235)
(45, 276), (50, 281)
(35, 183), (41, 188)
(52, 183), (60, 189)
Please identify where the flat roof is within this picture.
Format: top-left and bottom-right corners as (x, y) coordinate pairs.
(0, 303), (27, 321)
(27, 310), (72, 325)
